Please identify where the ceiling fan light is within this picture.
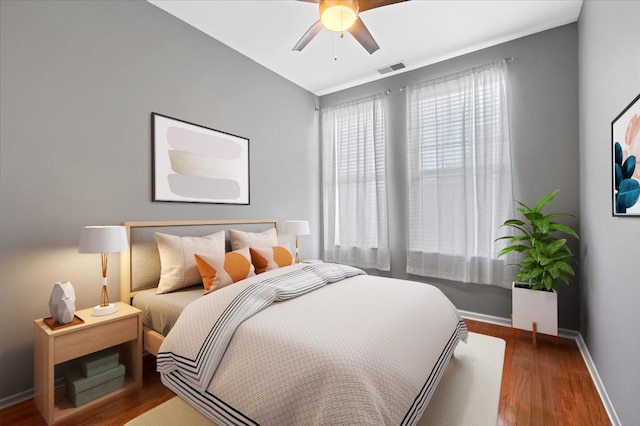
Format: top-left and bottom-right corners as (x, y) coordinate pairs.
(320, 1), (358, 32)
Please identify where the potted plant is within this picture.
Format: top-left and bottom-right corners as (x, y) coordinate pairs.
(497, 189), (579, 339)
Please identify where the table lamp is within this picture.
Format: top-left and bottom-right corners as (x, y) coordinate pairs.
(79, 225), (129, 316)
(283, 220), (310, 263)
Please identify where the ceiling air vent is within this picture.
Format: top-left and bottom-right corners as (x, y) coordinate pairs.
(376, 61), (406, 75)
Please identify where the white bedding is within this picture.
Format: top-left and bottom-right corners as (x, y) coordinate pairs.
(158, 263), (467, 426)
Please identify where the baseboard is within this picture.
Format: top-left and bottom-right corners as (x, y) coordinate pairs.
(0, 388), (33, 410)
(459, 310), (620, 426)
(458, 309), (512, 328)
(459, 310), (578, 340)
(0, 377), (64, 411)
(574, 333), (621, 426)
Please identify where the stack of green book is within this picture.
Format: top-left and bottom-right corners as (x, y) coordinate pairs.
(64, 348), (125, 407)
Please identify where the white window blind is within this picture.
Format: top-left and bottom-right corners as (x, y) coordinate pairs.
(406, 60), (514, 287)
(322, 94), (390, 270)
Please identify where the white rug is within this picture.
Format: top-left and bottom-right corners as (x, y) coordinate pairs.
(127, 332), (505, 426)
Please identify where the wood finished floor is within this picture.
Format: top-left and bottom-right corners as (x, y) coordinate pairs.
(0, 320), (611, 425)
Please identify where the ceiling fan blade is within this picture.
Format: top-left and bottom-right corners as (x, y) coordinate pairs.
(358, 0), (408, 13)
(348, 18), (379, 54)
(293, 20), (324, 52)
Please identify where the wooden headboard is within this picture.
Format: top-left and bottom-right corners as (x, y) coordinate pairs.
(120, 219), (278, 304)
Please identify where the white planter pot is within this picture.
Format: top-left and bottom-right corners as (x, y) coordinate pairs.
(512, 282), (558, 337)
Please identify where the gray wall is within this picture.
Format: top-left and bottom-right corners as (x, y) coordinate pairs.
(578, 1), (640, 424)
(5, 2), (636, 421)
(0, 0), (319, 401)
(320, 24), (580, 330)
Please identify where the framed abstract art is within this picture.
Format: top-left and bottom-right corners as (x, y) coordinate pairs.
(152, 113), (250, 205)
(612, 93), (640, 216)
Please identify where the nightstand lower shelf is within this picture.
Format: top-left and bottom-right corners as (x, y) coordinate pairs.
(34, 302), (142, 425)
(52, 376), (138, 423)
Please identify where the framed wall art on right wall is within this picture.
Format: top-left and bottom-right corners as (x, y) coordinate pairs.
(612, 93), (640, 216)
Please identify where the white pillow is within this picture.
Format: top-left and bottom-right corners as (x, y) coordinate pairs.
(229, 228), (277, 251)
(155, 231), (225, 294)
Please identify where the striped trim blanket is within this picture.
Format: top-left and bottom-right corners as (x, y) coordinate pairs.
(157, 263), (467, 425)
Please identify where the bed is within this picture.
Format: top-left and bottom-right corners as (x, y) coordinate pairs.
(120, 220), (468, 425)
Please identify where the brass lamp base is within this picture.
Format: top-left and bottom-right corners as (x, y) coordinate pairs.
(92, 283), (116, 316)
(92, 303), (117, 316)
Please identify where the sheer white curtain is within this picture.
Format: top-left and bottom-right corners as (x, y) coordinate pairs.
(322, 94), (390, 270)
(406, 60), (514, 287)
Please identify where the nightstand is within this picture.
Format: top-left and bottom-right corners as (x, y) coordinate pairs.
(33, 302), (142, 425)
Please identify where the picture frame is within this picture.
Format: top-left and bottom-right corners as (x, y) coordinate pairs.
(152, 113), (250, 205)
(612, 93), (640, 216)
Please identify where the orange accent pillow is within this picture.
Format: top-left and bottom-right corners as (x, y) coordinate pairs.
(194, 247), (255, 293)
(250, 245), (294, 274)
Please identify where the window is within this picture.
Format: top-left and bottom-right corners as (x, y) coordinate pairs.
(321, 94), (389, 270)
(406, 60), (514, 287)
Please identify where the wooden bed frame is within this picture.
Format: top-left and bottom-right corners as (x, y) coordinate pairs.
(119, 219), (279, 356)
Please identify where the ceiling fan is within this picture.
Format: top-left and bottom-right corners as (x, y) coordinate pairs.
(293, 0), (408, 54)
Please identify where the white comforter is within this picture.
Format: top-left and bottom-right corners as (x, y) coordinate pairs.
(158, 263), (467, 426)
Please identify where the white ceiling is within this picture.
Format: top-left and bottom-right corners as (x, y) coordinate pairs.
(148, 0), (583, 96)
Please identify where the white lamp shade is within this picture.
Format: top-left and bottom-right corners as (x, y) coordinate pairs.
(78, 226), (129, 254)
(283, 220), (310, 236)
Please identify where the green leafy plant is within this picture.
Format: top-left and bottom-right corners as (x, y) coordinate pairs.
(496, 189), (579, 291)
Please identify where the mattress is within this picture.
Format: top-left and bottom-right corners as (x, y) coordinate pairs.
(132, 285), (202, 336)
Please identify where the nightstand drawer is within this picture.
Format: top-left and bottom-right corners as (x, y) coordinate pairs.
(54, 316), (138, 364)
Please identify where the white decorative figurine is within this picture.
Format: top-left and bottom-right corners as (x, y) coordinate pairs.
(49, 281), (76, 324)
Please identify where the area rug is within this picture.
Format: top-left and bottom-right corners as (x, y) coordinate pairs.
(127, 332), (505, 426)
